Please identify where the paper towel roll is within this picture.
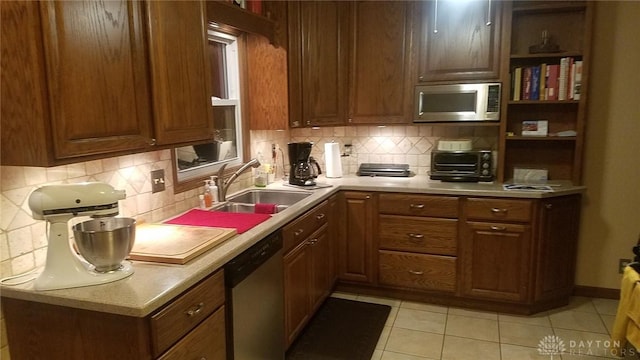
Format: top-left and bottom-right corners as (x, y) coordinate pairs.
(324, 142), (342, 178)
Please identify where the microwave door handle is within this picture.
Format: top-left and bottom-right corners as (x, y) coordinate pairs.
(418, 91), (424, 116)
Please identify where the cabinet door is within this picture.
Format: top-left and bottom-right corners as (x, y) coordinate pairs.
(1, 1), (53, 166)
(283, 240), (310, 348)
(309, 224), (332, 313)
(288, 1), (348, 127)
(38, 0), (154, 159)
(417, 0), (502, 82)
(159, 306), (226, 360)
(348, 1), (412, 124)
(146, 0), (214, 145)
(461, 221), (531, 302)
(535, 195), (581, 301)
(338, 191), (375, 283)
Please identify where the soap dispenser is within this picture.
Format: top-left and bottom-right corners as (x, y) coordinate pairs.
(203, 180), (213, 208)
(209, 176), (219, 203)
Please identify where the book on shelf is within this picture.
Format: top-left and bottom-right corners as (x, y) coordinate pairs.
(573, 60), (583, 100)
(522, 67), (532, 100)
(531, 65), (541, 101)
(512, 67), (522, 101)
(511, 57), (579, 102)
(539, 63), (547, 101)
(546, 64), (559, 101)
(558, 57), (570, 101)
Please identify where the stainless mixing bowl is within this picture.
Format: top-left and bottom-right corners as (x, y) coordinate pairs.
(72, 218), (136, 272)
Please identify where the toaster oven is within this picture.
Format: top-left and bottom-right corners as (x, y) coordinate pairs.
(430, 150), (494, 182)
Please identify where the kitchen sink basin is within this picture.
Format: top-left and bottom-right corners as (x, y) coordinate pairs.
(226, 189), (312, 206)
(212, 202), (288, 214)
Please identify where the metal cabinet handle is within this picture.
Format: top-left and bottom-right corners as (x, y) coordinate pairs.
(308, 238), (318, 246)
(408, 270), (424, 275)
(365, 195), (371, 199)
(148, 138), (157, 146)
(410, 203), (425, 209)
(491, 207), (507, 214)
(433, 0), (438, 34)
(545, 204), (553, 209)
(185, 302), (204, 317)
(294, 229), (304, 237)
(407, 233), (424, 240)
(490, 226), (506, 231)
(486, 0), (492, 26)
(316, 213), (326, 221)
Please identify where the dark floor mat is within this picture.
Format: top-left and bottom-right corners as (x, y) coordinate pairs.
(286, 297), (391, 360)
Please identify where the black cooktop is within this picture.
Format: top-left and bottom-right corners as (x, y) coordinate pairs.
(357, 163), (412, 177)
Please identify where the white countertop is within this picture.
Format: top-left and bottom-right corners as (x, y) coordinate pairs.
(0, 175), (584, 317)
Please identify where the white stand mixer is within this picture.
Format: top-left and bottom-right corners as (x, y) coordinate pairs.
(28, 182), (134, 291)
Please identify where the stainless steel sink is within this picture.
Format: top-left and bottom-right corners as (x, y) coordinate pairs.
(212, 202), (288, 214)
(226, 190), (312, 206)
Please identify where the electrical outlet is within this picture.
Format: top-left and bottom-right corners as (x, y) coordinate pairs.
(619, 258), (632, 274)
(151, 169), (165, 193)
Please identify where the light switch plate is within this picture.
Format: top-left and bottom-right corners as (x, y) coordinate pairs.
(151, 169), (165, 193)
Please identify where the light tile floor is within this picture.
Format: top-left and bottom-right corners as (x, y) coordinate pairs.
(330, 292), (626, 360)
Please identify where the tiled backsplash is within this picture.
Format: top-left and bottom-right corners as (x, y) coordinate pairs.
(289, 125), (498, 176)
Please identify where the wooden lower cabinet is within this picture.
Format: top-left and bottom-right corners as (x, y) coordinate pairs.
(2, 270), (226, 360)
(282, 199), (333, 349)
(283, 238), (311, 347)
(337, 192), (581, 314)
(158, 306), (226, 360)
(379, 250), (456, 292)
(535, 195), (581, 301)
(283, 224), (331, 348)
(460, 221), (532, 302)
(338, 191), (375, 283)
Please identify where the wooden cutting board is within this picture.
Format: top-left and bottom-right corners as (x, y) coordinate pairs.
(128, 224), (237, 264)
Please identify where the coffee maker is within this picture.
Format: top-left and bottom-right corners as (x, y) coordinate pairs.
(288, 142), (321, 186)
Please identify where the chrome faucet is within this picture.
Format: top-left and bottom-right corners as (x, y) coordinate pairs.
(214, 158), (261, 201)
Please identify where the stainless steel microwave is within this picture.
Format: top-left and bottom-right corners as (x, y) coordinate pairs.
(414, 83), (501, 122)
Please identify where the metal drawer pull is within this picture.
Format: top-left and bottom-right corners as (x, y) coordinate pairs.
(200, 357), (207, 360)
(185, 302), (204, 317)
(490, 226), (506, 231)
(491, 208), (507, 214)
(294, 229), (304, 236)
(409, 204), (425, 209)
(308, 238), (318, 246)
(408, 270), (424, 275)
(407, 233), (424, 240)
(316, 213), (326, 221)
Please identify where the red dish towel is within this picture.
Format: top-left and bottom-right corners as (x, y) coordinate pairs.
(165, 209), (271, 234)
(255, 203), (277, 214)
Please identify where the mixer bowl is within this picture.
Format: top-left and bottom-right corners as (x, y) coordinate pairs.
(72, 218), (136, 272)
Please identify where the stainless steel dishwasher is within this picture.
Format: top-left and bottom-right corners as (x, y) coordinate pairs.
(225, 231), (284, 360)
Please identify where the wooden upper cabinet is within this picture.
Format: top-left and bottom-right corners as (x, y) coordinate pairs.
(146, 0), (214, 145)
(1, 0), (215, 166)
(348, 1), (413, 124)
(287, 1), (348, 127)
(1, 1), (154, 165)
(417, 0), (502, 82)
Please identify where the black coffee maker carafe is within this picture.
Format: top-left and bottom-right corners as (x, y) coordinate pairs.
(288, 142), (321, 186)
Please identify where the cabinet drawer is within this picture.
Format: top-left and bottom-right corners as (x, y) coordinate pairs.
(378, 250), (456, 292)
(283, 200), (329, 253)
(379, 215), (457, 256)
(379, 193), (458, 218)
(151, 270), (225, 357)
(159, 305), (226, 360)
(466, 198), (533, 222)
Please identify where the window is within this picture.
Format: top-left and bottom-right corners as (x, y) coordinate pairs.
(174, 29), (244, 184)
